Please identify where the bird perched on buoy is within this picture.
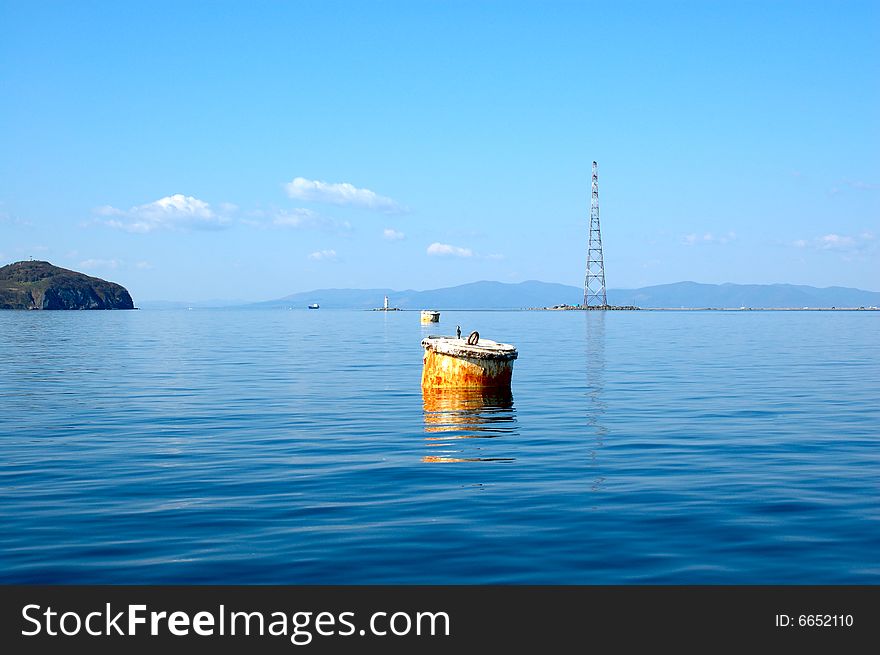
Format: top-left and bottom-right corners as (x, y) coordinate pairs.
(456, 325), (461, 339)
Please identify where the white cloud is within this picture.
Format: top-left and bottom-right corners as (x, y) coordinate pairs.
(793, 232), (876, 252)
(16, 245), (49, 254)
(96, 205), (125, 217)
(308, 249), (337, 261)
(383, 228), (405, 240)
(682, 231), (736, 246)
(273, 208), (319, 227)
(135, 261), (153, 270)
(819, 233), (856, 249)
(829, 180), (878, 195)
(848, 181), (877, 190)
(99, 194), (232, 233)
(427, 242), (474, 258)
(80, 258), (122, 271)
(0, 209), (33, 227)
(273, 208), (351, 233)
(284, 177), (401, 212)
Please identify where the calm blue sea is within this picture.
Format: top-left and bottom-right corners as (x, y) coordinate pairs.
(1, 309), (878, 583)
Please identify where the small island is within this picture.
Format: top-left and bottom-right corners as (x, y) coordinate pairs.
(0, 260), (135, 310)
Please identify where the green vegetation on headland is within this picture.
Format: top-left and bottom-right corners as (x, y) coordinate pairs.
(0, 261), (134, 310)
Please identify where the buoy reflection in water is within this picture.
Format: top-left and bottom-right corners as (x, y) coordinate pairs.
(421, 388), (517, 463)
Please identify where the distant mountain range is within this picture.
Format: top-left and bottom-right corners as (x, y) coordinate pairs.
(241, 280), (880, 310)
(609, 282), (880, 309)
(252, 281), (578, 310)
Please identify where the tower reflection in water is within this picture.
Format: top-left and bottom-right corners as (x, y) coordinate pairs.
(421, 388), (518, 463)
(585, 311), (607, 493)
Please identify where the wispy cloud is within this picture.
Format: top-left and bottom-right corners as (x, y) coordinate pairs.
(0, 209), (33, 227)
(308, 249), (337, 261)
(76, 258), (154, 272)
(272, 208), (319, 227)
(14, 245), (50, 256)
(79, 258), (122, 271)
(383, 228), (405, 240)
(98, 194), (233, 233)
(427, 242), (474, 258)
(272, 208), (351, 233)
(284, 177), (402, 212)
(793, 232), (875, 251)
(818, 234), (856, 249)
(830, 180), (878, 195)
(682, 231), (736, 246)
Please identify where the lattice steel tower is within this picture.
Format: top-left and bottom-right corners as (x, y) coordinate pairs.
(583, 160), (607, 307)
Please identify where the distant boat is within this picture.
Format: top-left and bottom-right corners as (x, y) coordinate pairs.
(308, 303), (320, 309)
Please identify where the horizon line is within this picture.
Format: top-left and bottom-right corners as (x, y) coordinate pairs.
(136, 278), (880, 305)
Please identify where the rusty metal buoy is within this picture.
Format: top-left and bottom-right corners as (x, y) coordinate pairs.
(420, 332), (518, 389)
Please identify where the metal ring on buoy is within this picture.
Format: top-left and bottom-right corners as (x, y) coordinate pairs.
(467, 330), (480, 345)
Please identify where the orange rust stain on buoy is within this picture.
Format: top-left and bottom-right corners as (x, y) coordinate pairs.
(420, 335), (517, 390)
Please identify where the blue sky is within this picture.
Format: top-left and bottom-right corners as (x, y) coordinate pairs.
(1, 1), (877, 301)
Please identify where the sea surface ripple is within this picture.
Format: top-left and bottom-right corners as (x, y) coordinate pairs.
(1, 309), (878, 583)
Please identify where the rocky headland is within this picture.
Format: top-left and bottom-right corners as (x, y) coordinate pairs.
(0, 261), (135, 310)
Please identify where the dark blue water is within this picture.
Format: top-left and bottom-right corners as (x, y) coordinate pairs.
(1, 309), (878, 583)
